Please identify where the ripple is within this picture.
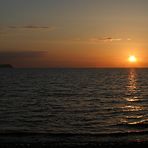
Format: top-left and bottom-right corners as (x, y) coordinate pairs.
(122, 105), (144, 112)
(0, 68), (148, 135)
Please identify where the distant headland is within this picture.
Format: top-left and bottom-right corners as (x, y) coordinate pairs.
(0, 64), (13, 68)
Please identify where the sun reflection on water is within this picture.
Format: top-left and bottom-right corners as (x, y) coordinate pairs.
(122, 105), (143, 112)
(121, 69), (145, 126)
(125, 69), (140, 103)
(127, 69), (137, 93)
(124, 96), (139, 102)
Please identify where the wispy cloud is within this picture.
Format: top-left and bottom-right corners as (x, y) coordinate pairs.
(0, 50), (47, 59)
(0, 25), (55, 36)
(62, 36), (131, 44)
(8, 25), (56, 31)
(90, 37), (122, 42)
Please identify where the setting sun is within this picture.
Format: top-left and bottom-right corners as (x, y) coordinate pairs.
(128, 55), (137, 63)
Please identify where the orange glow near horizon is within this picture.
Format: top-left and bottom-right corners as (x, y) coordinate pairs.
(1, 1), (148, 68)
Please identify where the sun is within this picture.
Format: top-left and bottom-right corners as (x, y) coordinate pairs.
(128, 55), (137, 63)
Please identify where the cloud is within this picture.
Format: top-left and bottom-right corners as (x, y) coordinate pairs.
(7, 25), (56, 31)
(0, 25), (55, 37)
(0, 50), (47, 60)
(24, 25), (49, 29)
(90, 37), (122, 42)
(0, 50), (50, 67)
(101, 37), (122, 41)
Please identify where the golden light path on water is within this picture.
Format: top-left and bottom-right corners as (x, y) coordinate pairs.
(121, 69), (145, 126)
(126, 69), (139, 102)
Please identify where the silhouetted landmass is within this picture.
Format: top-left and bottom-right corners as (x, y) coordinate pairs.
(0, 64), (13, 68)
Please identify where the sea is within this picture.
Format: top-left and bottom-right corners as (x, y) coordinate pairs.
(0, 68), (148, 145)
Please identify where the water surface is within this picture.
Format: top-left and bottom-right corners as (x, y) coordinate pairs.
(0, 68), (148, 142)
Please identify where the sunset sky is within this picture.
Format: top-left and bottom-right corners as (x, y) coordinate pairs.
(0, 0), (148, 68)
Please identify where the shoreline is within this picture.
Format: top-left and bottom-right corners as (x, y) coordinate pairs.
(0, 141), (147, 148)
(0, 132), (147, 147)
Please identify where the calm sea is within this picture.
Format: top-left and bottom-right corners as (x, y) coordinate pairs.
(0, 68), (148, 143)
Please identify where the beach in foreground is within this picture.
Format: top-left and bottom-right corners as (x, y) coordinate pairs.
(0, 142), (148, 148)
(0, 132), (148, 148)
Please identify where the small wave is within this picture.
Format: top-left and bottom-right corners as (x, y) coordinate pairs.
(0, 130), (148, 139)
(117, 120), (148, 129)
(48, 93), (83, 97)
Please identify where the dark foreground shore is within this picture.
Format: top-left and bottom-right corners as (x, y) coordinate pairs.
(0, 132), (147, 148)
(0, 142), (148, 148)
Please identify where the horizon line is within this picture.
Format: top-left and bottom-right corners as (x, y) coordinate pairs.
(10, 67), (148, 69)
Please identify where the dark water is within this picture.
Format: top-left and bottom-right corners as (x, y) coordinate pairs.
(0, 68), (148, 142)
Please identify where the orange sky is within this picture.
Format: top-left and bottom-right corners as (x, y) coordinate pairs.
(0, 0), (148, 68)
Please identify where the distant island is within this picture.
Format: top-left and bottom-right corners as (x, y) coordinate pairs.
(0, 64), (13, 68)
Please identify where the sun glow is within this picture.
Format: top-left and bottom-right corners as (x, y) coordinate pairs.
(128, 55), (137, 63)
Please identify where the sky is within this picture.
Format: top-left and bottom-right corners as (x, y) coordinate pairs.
(0, 0), (148, 68)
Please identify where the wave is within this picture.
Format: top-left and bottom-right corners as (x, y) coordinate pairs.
(117, 120), (148, 129)
(0, 130), (148, 137)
